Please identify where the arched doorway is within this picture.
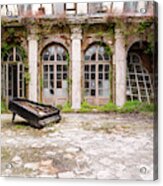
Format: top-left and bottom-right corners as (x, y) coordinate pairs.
(1, 47), (25, 102)
(126, 41), (154, 103)
(42, 43), (68, 105)
(83, 43), (111, 105)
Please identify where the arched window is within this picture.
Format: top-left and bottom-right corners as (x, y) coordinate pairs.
(126, 53), (153, 103)
(42, 43), (68, 105)
(1, 47), (25, 100)
(84, 43), (111, 105)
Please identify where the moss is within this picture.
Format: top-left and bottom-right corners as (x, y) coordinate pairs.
(1, 100), (8, 113)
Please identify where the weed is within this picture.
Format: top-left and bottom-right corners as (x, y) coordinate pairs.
(1, 100), (8, 113)
(62, 102), (73, 113)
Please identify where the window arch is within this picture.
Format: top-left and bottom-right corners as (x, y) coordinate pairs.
(84, 43), (111, 105)
(126, 52), (154, 103)
(84, 44), (110, 62)
(42, 43), (68, 105)
(1, 47), (25, 100)
(2, 47), (22, 62)
(42, 44), (67, 62)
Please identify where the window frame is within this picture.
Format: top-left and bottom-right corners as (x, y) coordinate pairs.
(84, 44), (111, 99)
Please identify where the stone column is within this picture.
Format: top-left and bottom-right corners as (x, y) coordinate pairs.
(28, 35), (38, 101)
(71, 27), (82, 109)
(115, 29), (126, 107)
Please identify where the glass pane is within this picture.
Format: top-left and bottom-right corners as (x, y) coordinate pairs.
(9, 55), (13, 61)
(99, 73), (103, 79)
(105, 73), (109, 80)
(43, 54), (49, 61)
(44, 65), (48, 72)
(16, 54), (21, 61)
(91, 81), (96, 88)
(19, 64), (23, 71)
(19, 81), (22, 88)
(145, 76), (149, 81)
(103, 89), (109, 96)
(91, 65), (96, 72)
(66, 3), (75, 9)
(8, 89), (12, 96)
(63, 65), (67, 72)
(57, 81), (62, 88)
(85, 65), (89, 72)
(105, 65), (109, 72)
(99, 89), (103, 96)
(50, 81), (54, 88)
(91, 73), (95, 80)
(85, 55), (90, 61)
(136, 65), (142, 73)
(49, 89), (54, 95)
(63, 54), (67, 61)
(91, 89), (96, 96)
(20, 89), (23, 97)
(137, 75), (143, 81)
(57, 54), (62, 61)
(49, 65), (53, 72)
(104, 53), (110, 60)
(63, 73), (67, 80)
(19, 73), (23, 79)
(44, 74), (48, 79)
(50, 74), (54, 80)
(85, 73), (89, 80)
(44, 81), (48, 88)
(133, 55), (139, 63)
(57, 73), (62, 80)
(50, 55), (55, 61)
(62, 89), (68, 96)
(91, 53), (96, 61)
(98, 81), (103, 88)
(3, 54), (8, 61)
(57, 65), (62, 71)
(85, 81), (89, 88)
(62, 80), (67, 89)
(85, 89), (90, 96)
(104, 80), (109, 89)
(99, 65), (103, 72)
(98, 54), (103, 60)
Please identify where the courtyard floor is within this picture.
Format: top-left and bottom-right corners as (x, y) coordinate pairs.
(1, 113), (154, 180)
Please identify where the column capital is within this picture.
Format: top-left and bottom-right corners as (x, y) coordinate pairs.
(115, 28), (124, 39)
(27, 34), (39, 41)
(71, 27), (82, 40)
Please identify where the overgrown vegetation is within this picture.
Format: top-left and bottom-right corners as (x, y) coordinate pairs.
(60, 102), (73, 113)
(57, 100), (154, 113)
(0, 100), (8, 113)
(114, 19), (156, 55)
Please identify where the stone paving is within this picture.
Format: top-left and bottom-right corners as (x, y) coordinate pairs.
(1, 113), (154, 180)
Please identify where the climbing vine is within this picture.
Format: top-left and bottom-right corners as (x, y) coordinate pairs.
(1, 42), (30, 84)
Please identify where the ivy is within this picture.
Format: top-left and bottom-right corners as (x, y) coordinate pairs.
(137, 21), (152, 33)
(1, 42), (27, 62)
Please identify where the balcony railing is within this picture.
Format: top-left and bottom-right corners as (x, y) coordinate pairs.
(1, 2), (154, 19)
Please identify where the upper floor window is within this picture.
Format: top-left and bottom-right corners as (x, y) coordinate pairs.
(124, 2), (138, 12)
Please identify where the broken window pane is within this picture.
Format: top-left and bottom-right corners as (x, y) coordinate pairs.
(91, 89), (96, 96)
(57, 81), (62, 88)
(126, 53), (153, 103)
